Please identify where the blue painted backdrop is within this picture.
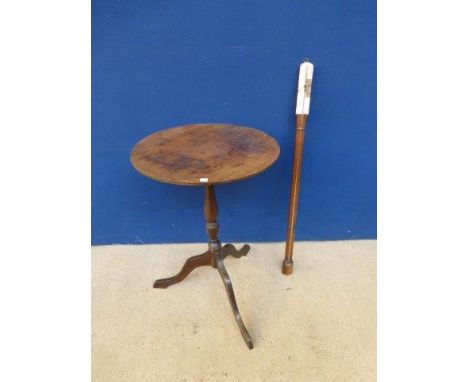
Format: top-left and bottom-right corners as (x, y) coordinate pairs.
(92, 0), (376, 245)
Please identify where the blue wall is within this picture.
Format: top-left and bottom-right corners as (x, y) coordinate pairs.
(92, 0), (376, 245)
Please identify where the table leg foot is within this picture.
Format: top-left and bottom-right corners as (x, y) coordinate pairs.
(214, 253), (253, 350)
(153, 251), (211, 289)
(222, 243), (250, 260)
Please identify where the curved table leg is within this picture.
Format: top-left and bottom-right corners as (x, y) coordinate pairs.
(214, 253), (253, 349)
(222, 244), (250, 260)
(154, 251), (211, 289)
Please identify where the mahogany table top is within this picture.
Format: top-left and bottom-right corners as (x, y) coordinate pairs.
(130, 123), (280, 186)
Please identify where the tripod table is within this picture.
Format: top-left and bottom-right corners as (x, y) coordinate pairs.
(130, 123), (280, 349)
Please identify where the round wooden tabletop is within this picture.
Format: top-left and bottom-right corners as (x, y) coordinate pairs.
(130, 124), (280, 186)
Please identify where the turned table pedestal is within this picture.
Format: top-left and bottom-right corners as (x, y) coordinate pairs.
(130, 123), (280, 349)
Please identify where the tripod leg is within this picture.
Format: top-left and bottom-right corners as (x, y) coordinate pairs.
(214, 253), (253, 349)
(221, 243), (250, 260)
(153, 251), (211, 289)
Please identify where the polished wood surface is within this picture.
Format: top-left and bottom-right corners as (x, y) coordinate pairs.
(130, 124), (280, 186)
(283, 114), (307, 275)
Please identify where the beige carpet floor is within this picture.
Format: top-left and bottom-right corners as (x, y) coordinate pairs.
(92, 240), (376, 382)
